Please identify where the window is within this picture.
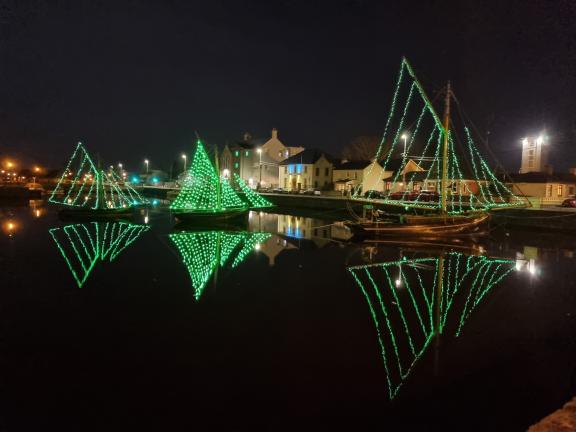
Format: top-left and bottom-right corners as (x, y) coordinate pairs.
(546, 184), (552, 197)
(284, 178), (287, 188)
(234, 162), (239, 169)
(278, 151), (282, 158)
(304, 166), (308, 174)
(558, 184), (563, 197)
(315, 167), (319, 176)
(325, 167), (329, 176)
(235, 151), (239, 157)
(528, 149), (534, 156)
(245, 151), (249, 157)
(386, 182), (392, 190)
(304, 179), (307, 188)
(314, 180), (318, 188)
(285, 166), (288, 174)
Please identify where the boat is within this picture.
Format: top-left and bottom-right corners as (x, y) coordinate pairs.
(170, 139), (272, 225)
(49, 142), (148, 219)
(347, 58), (527, 237)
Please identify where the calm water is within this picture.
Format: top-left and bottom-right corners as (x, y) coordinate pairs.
(1, 201), (575, 431)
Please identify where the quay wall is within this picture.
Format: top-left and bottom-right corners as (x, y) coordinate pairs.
(139, 187), (576, 231)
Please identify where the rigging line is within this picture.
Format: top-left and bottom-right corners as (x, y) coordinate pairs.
(452, 96), (510, 176)
(453, 100), (530, 204)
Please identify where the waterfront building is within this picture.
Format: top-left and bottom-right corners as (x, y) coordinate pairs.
(220, 128), (304, 189)
(506, 171), (576, 206)
(279, 149), (335, 191)
(519, 135), (550, 174)
(332, 160), (385, 194)
(379, 158), (483, 197)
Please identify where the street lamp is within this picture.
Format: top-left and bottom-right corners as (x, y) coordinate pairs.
(181, 154), (187, 172)
(257, 148), (262, 189)
(144, 159), (149, 174)
(401, 133), (409, 157)
(401, 133), (409, 189)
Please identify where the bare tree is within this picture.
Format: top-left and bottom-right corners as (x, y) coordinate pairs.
(341, 135), (389, 161)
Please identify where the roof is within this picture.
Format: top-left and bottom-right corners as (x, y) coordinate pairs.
(231, 138), (267, 150)
(334, 160), (372, 170)
(280, 148), (335, 165)
(506, 172), (576, 184)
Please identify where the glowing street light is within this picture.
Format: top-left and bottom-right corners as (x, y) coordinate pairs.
(182, 154), (187, 172)
(401, 133), (409, 157)
(536, 135), (544, 146)
(144, 159), (149, 174)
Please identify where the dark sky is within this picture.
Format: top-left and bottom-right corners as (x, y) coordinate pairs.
(0, 0), (575, 172)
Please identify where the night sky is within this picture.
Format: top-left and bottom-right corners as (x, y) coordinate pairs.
(0, 0), (575, 172)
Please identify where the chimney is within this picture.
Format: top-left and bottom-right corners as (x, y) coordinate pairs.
(243, 132), (252, 142)
(271, 128), (278, 139)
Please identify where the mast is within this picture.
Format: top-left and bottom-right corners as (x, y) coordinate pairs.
(441, 82), (451, 215)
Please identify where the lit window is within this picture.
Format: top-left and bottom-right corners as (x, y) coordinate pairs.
(245, 151), (249, 157)
(235, 151), (239, 157)
(234, 162), (239, 169)
(557, 184), (563, 197)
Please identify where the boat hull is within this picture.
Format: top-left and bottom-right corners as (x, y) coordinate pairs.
(172, 207), (249, 228)
(346, 212), (490, 237)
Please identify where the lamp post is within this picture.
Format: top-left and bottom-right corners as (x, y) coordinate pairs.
(401, 133), (408, 158)
(181, 154), (187, 172)
(401, 133), (408, 191)
(257, 148), (262, 190)
(144, 159), (149, 174)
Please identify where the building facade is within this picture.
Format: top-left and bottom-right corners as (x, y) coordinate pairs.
(332, 160), (385, 194)
(519, 135), (549, 174)
(279, 149), (334, 191)
(508, 172), (576, 206)
(220, 128), (304, 188)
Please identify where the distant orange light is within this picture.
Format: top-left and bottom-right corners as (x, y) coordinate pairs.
(3, 220), (19, 236)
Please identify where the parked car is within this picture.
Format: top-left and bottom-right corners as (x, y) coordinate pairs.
(364, 190), (384, 199)
(386, 191), (409, 200)
(419, 190), (440, 202)
(271, 187), (285, 194)
(561, 198), (576, 208)
(302, 189), (321, 196)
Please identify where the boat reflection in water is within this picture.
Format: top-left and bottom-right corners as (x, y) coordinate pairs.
(347, 250), (516, 400)
(50, 221), (150, 288)
(169, 230), (271, 300)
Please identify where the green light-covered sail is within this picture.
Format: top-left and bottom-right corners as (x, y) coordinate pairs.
(233, 173), (273, 208)
(49, 142), (145, 210)
(347, 252), (515, 399)
(356, 58), (526, 214)
(49, 222), (149, 288)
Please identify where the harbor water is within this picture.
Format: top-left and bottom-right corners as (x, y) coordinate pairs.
(0, 201), (575, 430)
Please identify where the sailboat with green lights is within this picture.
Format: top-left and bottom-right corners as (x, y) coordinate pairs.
(347, 250), (515, 399)
(170, 230), (271, 299)
(347, 58), (526, 237)
(49, 221), (150, 288)
(49, 142), (148, 218)
(170, 139), (272, 224)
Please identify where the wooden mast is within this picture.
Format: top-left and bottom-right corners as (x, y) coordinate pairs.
(441, 82), (451, 215)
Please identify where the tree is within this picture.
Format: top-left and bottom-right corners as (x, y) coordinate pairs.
(341, 135), (390, 161)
